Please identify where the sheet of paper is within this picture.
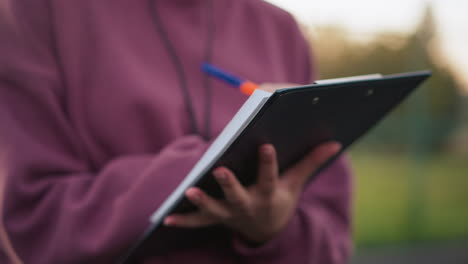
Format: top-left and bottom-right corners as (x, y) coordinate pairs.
(314, 74), (382, 85)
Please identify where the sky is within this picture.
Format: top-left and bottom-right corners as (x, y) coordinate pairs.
(266, 0), (468, 93)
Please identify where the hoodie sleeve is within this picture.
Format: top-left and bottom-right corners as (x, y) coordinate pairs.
(0, 3), (208, 264)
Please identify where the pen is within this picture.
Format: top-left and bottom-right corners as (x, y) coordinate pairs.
(201, 63), (259, 95)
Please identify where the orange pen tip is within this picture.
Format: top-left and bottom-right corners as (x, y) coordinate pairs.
(240, 82), (258, 96)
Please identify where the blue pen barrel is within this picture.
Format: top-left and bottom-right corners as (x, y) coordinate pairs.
(201, 63), (244, 87)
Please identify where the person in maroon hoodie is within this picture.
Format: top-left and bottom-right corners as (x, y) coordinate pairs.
(0, 0), (352, 263)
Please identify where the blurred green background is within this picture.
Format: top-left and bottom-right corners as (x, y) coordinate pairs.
(351, 150), (468, 246)
(301, 4), (468, 255)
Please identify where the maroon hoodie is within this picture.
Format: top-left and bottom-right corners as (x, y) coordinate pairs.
(0, 0), (352, 263)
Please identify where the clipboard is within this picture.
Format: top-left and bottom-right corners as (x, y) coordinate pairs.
(120, 70), (431, 263)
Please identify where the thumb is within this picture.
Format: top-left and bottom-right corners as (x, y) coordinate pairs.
(283, 142), (341, 193)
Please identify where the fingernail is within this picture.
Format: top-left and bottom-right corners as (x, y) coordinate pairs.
(261, 145), (273, 155)
(329, 142), (342, 153)
(214, 169), (227, 182)
(164, 217), (174, 226)
(186, 188), (201, 202)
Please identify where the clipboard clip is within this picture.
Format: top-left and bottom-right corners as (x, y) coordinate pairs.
(314, 74), (383, 85)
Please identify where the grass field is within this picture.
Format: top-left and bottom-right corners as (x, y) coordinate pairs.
(350, 150), (468, 248)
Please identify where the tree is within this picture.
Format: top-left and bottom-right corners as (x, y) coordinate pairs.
(306, 4), (463, 152)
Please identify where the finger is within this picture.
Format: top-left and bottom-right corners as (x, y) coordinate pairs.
(256, 144), (279, 197)
(259, 83), (297, 93)
(185, 187), (231, 221)
(283, 142), (341, 193)
(213, 167), (250, 210)
(164, 212), (218, 228)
